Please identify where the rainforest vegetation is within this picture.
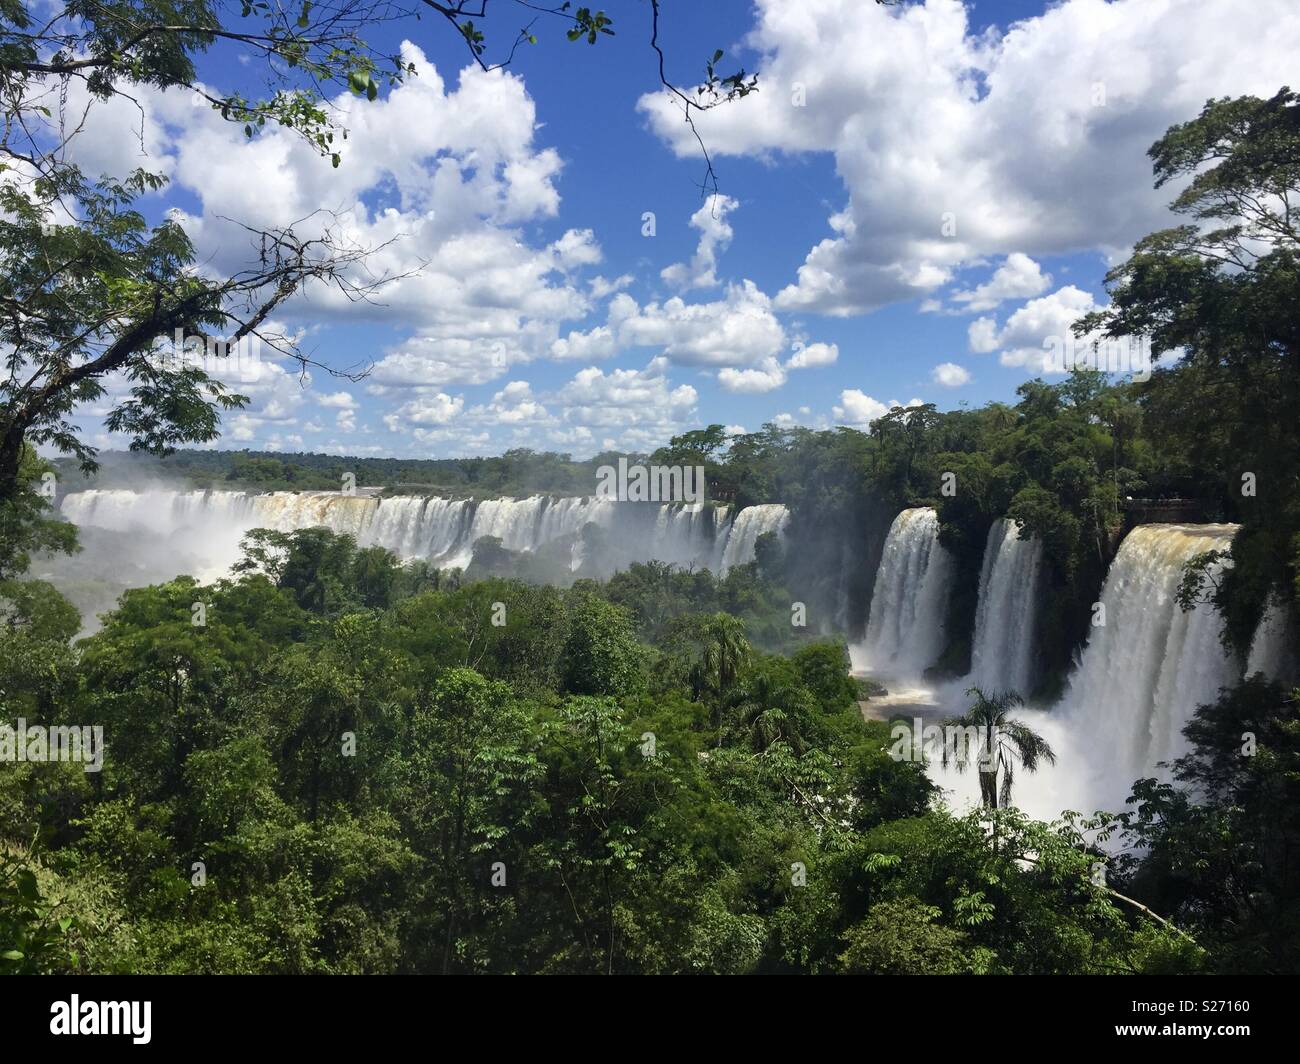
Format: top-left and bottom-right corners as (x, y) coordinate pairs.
(0, 525), (1234, 973)
(2, 507), (1297, 973)
(2, 0), (1299, 977)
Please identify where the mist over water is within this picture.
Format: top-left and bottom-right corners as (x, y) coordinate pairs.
(927, 710), (1091, 822)
(54, 487), (787, 588)
(1247, 591), (1298, 685)
(48, 488), (1297, 825)
(858, 507), (954, 676)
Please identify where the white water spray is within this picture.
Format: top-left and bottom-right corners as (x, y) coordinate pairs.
(59, 489), (783, 579)
(1058, 523), (1240, 803)
(1246, 592), (1297, 684)
(859, 507), (954, 677)
(967, 518), (1044, 698)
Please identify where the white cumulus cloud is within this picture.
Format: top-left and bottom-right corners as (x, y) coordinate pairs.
(640, 0), (1300, 316)
(931, 361), (972, 387)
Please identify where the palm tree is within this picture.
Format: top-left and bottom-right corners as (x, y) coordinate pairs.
(687, 613), (751, 699)
(724, 671), (807, 754)
(686, 613), (752, 745)
(940, 687), (1055, 810)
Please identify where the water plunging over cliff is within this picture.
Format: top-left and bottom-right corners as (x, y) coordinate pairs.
(1059, 523), (1240, 786)
(59, 488), (785, 579)
(859, 507), (954, 677)
(967, 518), (1044, 698)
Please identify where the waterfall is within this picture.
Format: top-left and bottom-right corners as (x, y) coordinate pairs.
(59, 487), (262, 532)
(833, 543), (854, 633)
(58, 488), (279, 577)
(59, 489), (784, 580)
(1246, 592), (1297, 684)
(719, 503), (789, 574)
(859, 507), (954, 676)
(967, 518), (1044, 697)
(253, 491), (378, 538)
(443, 496), (547, 567)
(1060, 523), (1240, 785)
(363, 496), (459, 559)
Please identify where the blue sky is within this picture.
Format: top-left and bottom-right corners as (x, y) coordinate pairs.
(58, 0), (1300, 458)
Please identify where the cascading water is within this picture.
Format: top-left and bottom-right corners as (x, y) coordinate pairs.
(1246, 592), (1297, 684)
(833, 545), (854, 633)
(932, 522), (1245, 821)
(1060, 523), (1240, 791)
(859, 507), (954, 677)
(966, 518), (1044, 698)
(58, 484), (1280, 826)
(56, 488), (300, 577)
(59, 489), (784, 580)
(719, 503), (789, 574)
(362, 496), (469, 560)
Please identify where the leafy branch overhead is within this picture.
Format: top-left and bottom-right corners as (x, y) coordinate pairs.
(423, 1), (762, 198)
(0, 0), (758, 506)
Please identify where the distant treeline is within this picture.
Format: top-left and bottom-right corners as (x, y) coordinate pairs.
(51, 426), (779, 504)
(54, 448), (634, 498)
(49, 360), (1297, 695)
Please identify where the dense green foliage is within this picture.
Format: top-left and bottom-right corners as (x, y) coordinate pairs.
(0, 0), (755, 508)
(1, 65), (1298, 976)
(1112, 678), (1300, 974)
(1, 528), (1206, 974)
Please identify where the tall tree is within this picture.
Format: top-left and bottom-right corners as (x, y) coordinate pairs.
(941, 688), (1056, 811)
(1078, 87), (1300, 646)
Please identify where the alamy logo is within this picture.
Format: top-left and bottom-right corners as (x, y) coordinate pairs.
(1042, 334), (1153, 382)
(595, 458), (705, 503)
(0, 718), (103, 773)
(50, 996), (151, 1044)
(888, 717), (998, 771)
(151, 328), (265, 383)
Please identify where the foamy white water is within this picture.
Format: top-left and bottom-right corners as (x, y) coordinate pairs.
(858, 507), (954, 677)
(967, 518), (1043, 698)
(59, 489), (784, 578)
(926, 709), (1091, 822)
